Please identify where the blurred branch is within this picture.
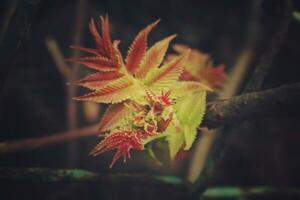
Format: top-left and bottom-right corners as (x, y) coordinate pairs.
(187, 129), (216, 182)
(0, 167), (183, 186)
(67, 0), (87, 166)
(0, 167), (299, 198)
(0, 83), (299, 155)
(192, 1), (294, 197)
(0, 167), (98, 182)
(244, 0), (293, 93)
(0, 0), (41, 93)
(187, 0), (262, 183)
(0, 124), (98, 154)
(218, 1), (262, 99)
(0, 0), (18, 43)
(45, 37), (72, 80)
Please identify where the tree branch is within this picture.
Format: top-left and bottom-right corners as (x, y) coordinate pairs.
(0, 167), (187, 199)
(0, 124), (98, 154)
(0, 167), (183, 186)
(67, 0), (87, 166)
(203, 82), (300, 128)
(244, 0), (293, 92)
(0, 167), (299, 199)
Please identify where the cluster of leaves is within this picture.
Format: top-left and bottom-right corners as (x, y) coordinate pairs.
(68, 15), (226, 167)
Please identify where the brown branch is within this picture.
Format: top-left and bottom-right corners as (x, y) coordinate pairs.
(0, 83), (299, 155)
(0, 167), (184, 187)
(1, 167), (299, 199)
(67, 0), (87, 166)
(244, 0), (293, 93)
(0, 167), (187, 199)
(203, 82), (300, 128)
(45, 37), (72, 80)
(0, 124), (98, 154)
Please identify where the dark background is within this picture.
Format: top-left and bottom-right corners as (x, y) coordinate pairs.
(0, 0), (299, 191)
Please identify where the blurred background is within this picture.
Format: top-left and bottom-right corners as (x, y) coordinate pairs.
(0, 0), (300, 197)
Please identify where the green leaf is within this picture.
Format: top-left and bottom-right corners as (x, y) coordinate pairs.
(174, 91), (206, 149)
(186, 91), (206, 127)
(165, 123), (184, 159)
(183, 125), (197, 150)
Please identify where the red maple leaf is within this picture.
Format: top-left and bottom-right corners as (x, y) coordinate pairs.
(90, 130), (144, 168)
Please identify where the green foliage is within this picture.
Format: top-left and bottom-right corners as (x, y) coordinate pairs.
(165, 123), (184, 159)
(293, 11), (300, 22)
(173, 91), (206, 150)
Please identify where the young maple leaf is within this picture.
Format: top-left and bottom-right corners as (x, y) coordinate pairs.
(68, 15), (147, 104)
(68, 15), (185, 104)
(90, 130), (144, 168)
(168, 44), (227, 88)
(90, 89), (176, 167)
(68, 15), (184, 121)
(68, 15), (214, 167)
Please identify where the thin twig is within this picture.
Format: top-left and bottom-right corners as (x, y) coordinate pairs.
(45, 37), (72, 80)
(0, 124), (98, 154)
(67, 0), (87, 166)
